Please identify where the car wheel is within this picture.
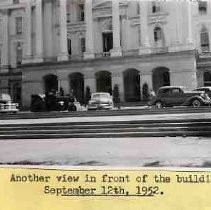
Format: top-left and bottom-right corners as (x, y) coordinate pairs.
(155, 101), (163, 109)
(192, 99), (201, 108)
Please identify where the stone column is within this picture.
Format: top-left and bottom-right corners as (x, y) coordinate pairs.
(84, 0), (95, 59)
(175, 1), (181, 43)
(169, 0), (182, 52)
(22, 0), (32, 64)
(139, 1), (151, 55)
(57, 0), (69, 61)
(34, 0), (43, 63)
(1, 10), (9, 69)
(110, 0), (122, 57)
(186, 0), (193, 45)
(44, 0), (53, 59)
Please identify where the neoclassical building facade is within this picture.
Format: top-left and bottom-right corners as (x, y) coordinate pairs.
(0, 0), (211, 108)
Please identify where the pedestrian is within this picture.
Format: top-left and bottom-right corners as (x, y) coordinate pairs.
(148, 89), (156, 108)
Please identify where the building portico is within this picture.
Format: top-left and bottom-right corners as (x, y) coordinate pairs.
(21, 49), (197, 109)
(0, 0), (211, 109)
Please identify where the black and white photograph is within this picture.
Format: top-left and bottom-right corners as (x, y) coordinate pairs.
(0, 0), (211, 168)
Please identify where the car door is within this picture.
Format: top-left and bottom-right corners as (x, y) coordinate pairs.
(175, 88), (187, 105)
(166, 88), (184, 106)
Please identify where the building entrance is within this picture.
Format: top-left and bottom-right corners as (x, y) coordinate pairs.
(123, 69), (141, 102)
(96, 71), (112, 94)
(43, 74), (58, 93)
(69, 72), (84, 103)
(12, 82), (22, 105)
(152, 67), (170, 93)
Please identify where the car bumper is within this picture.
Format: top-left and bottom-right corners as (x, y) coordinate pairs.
(202, 100), (211, 106)
(0, 104), (19, 113)
(88, 104), (113, 110)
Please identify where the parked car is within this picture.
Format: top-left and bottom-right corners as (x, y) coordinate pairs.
(88, 92), (113, 110)
(193, 87), (211, 98)
(151, 86), (211, 108)
(0, 93), (19, 113)
(30, 93), (77, 112)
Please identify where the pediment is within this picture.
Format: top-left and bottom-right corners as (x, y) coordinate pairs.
(93, 0), (127, 10)
(93, 1), (111, 10)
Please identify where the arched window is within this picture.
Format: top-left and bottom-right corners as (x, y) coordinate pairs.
(154, 27), (162, 42)
(152, 1), (160, 13)
(200, 26), (210, 52)
(198, 1), (207, 15)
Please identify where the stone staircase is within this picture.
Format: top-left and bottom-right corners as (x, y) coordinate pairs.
(0, 118), (211, 139)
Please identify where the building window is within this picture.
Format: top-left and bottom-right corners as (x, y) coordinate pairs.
(80, 38), (86, 53)
(0, 47), (1, 66)
(152, 1), (160, 13)
(79, 4), (84, 21)
(154, 27), (162, 42)
(67, 39), (71, 55)
(67, 13), (71, 23)
(137, 2), (140, 15)
(200, 27), (210, 52)
(198, 1), (207, 15)
(0, 19), (2, 40)
(66, 2), (71, 23)
(103, 32), (113, 53)
(15, 17), (22, 35)
(16, 42), (22, 65)
(13, 0), (19, 4)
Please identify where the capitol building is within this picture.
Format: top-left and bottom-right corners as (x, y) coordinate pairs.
(0, 0), (211, 109)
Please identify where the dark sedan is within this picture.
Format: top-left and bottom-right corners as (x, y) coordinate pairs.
(151, 86), (211, 108)
(194, 87), (211, 98)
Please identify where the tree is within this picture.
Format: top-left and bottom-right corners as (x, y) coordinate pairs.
(85, 86), (91, 105)
(113, 84), (120, 109)
(142, 83), (149, 101)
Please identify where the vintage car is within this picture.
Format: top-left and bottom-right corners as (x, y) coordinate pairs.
(0, 93), (19, 113)
(87, 92), (113, 110)
(151, 86), (211, 108)
(30, 93), (78, 112)
(193, 87), (211, 98)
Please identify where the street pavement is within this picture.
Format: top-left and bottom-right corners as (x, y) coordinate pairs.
(0, 137), (211, 167)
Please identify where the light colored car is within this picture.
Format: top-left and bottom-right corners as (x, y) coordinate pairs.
(88, 92), (113, 110)
(0, 93), (19, 113)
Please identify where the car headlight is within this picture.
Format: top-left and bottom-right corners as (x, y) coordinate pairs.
(200, 93), (206, 98)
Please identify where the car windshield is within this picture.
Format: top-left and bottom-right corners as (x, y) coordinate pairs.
(0, 93), (11, 102)
(179, 87), (189, 92)
(92, 93), (110, 99)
